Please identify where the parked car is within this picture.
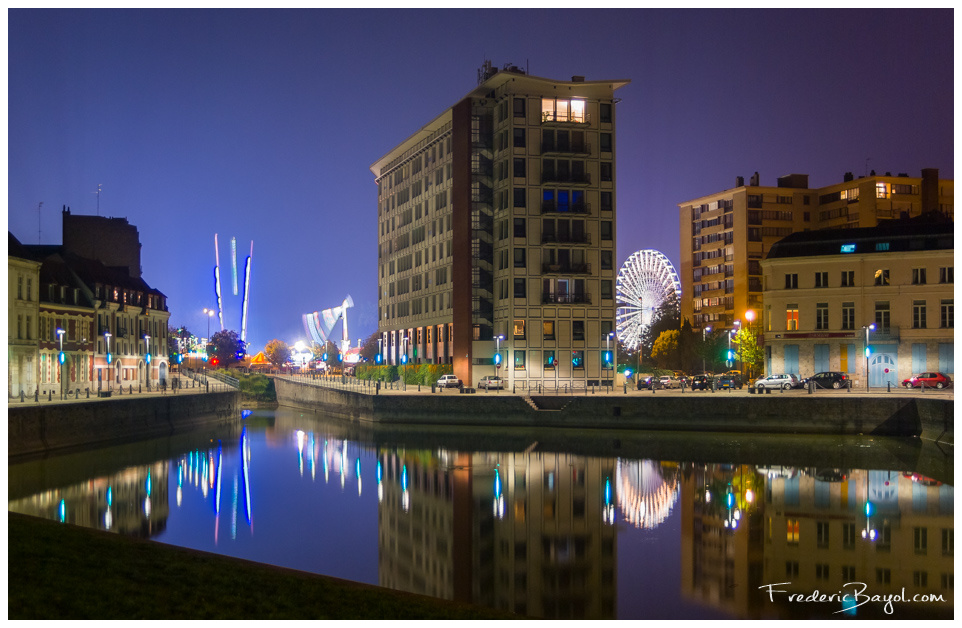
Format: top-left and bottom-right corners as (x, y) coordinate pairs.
(716, 374), (742, 390)
(639, 375), (663, 390)
(754, 373), (799, 390)
(689, 374), (712, 391)
(659, 375), (680, 389)
(436, 374), (463, 389)
(478, 375), (504, 390)
(672, 371), (688, 386)
(803, 372), (849, 389)
(902, 372), (951, 389)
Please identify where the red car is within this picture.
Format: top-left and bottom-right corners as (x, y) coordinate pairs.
(902, 372), (952, 389)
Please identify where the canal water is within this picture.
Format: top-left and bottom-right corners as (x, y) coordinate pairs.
(8, 407), (954, 620)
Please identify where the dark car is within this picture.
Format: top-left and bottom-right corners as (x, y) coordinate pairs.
(638, 375), (663, 390)
(902, 372), (951, 389)
(689, 374), (712, 390)
(803, 372), (849, 389)
(716, 375), (742, 390)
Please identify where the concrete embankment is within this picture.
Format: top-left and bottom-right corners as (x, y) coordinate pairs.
(274, 377), (953, 442)
(8, 391), (242, 459)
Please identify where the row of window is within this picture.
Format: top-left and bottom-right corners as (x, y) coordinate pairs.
(496, 277), (614, 301)
(781, 299), (953, 331)
(785, 267), (954, 290)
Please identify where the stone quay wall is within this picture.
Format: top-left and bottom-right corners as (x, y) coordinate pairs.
(275, 378), (952, 443)
(8, 391), (242, 459)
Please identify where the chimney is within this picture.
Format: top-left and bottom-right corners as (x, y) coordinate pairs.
(749, 172), (759, 186)
(921, 168), (939, 214)
(736, 176), (744, 187)
(571, 75), (585, 82)
(843, 172), (854, 182)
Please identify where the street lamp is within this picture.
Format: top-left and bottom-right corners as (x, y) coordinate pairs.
(203, 308), (215, 370)
(863, 323), (876, 390)
(104, 331), (112, 391)
(144, 334), (151, 388)
(495, 334), (505, 374)
(401, 334), (409, 389)
(56, 328), (65, 398)
(702, 326), (712, 374)
(605, 331), (615, 390)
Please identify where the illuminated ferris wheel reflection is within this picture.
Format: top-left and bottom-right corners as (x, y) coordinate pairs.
(615, 459), (680, 530)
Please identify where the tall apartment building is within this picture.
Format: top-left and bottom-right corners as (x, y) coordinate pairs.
(679, 169), (953, 335)
(371, 63), (628, 389)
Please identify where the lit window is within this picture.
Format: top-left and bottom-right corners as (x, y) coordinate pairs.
(541, 98), (586, 123)
(786, 305), (799, 331)
(513, 319), (525, 339)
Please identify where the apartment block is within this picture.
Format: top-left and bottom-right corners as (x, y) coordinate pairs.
(760, 219), (953, 386)
(371, 63), (628, 389)
(679, 169), (953, 335)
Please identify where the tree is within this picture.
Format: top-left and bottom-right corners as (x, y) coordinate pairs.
(734, 325), (765, 380)
(264, 339), (291, 368)
(651, 329), (679, 368)
(641, 294), (680, 362)
(359, 331), (381, 362)
(322, 340), (340, 369)
(209, 329), (241, 367)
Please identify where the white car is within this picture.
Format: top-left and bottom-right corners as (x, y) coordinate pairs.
(754, 373), (799, 390)
(478, 375), (504, 389)
(436, 374), (462, 389)
(659, 375), (680, 389)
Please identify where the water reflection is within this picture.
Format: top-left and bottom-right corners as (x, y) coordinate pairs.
(7, 411), (953, 620)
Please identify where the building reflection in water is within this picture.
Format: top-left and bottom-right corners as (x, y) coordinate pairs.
(681, 464), (954, 619)
(7, 422), (953, 620)
(375, 448), (623, 619)
(9, 460), (170, 538)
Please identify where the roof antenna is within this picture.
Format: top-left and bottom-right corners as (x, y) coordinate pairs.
(37, 201), (43, 244)
(93, 183), (102, 215)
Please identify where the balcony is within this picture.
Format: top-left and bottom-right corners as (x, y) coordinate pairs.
(541, 200), (590, 215)
(541, 171), (591, 185)
(542, 232), (591, 245)
(541, 141), (591, 155)
(541, 112), (591, 125)
(542, 292), (591, 305)
(541, 263), (591, 275)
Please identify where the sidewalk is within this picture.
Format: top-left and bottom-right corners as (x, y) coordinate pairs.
(8, 375), (236, 406)
(280, 374), (954, 399)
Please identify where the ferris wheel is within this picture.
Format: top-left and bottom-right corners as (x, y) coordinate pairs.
(616, 249), (681, 350)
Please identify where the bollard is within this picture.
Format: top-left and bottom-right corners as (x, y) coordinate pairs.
(888, 381), (892, 393)
(20, 390), (24, 402)
(48, 390), (52, 401)
(418, 384), (421, 392)
(919, 381), (923, 393)
(139, 384), (142, 394)
(35, 390), (39, 402)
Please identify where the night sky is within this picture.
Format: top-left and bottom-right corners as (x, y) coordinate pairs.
(8, 9), (954, 352)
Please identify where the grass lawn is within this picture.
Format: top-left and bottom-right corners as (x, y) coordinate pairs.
(8, 512), (522, 620)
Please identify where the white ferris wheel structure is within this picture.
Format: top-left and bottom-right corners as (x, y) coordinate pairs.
(616, 249), (681, 351)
